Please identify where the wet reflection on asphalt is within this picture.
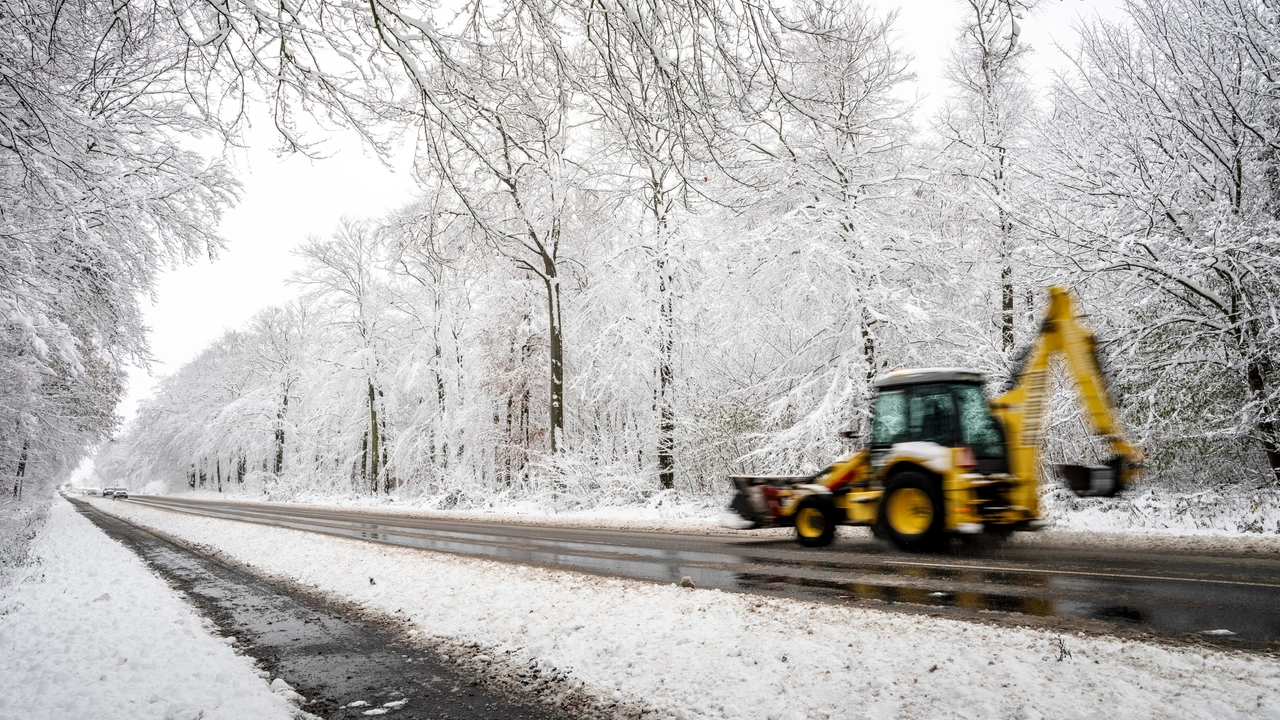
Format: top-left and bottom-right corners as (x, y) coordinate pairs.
(129, 496), (1280, 648)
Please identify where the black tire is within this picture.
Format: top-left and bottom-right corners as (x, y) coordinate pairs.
(793, 497), (837, 548)
(877, 471), (945, 552)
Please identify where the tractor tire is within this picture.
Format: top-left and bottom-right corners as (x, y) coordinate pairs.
(878, 471), (945, 552)
(793, 497), (837, 548)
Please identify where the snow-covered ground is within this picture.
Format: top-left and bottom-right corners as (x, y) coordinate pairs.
(0, 498), (299, 720)
(94, 497), (1280, 720)
(1042, 483), (1280, 537)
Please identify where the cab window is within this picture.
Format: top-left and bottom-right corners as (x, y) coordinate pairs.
(953, 383), (1005, 458)
(869, 390), (907, 446)
(907, 387), (958, 446)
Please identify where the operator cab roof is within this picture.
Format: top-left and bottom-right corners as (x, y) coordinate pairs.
(873, 367), (986, 389)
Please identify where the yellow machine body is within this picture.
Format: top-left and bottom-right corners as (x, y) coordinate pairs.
(726, 287), (1144, 550)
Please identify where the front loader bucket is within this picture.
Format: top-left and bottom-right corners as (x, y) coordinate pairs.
(728, 482), (757, 523)
(721, 475), (813, 529)
(721, 476), (765, 529)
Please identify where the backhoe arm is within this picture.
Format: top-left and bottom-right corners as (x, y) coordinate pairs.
(992, 287), (1143, 498)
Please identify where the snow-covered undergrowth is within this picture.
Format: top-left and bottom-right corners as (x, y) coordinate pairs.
(0, 498), (50, 589)
(1043, 481), (1280, 536)
(0, 499), (297, 720)
(98, 499), (1280, 720)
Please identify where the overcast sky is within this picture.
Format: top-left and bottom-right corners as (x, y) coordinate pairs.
(117, 0), (1125, 424)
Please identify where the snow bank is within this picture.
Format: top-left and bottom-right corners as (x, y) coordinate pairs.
(171, 488), (756, 535)
(1043, 484), (1280, 537)
(98, 498), (1280, 720)
(0, 499), (296, 720)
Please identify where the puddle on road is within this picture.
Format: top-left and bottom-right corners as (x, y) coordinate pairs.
(134, 500), (1280, 646)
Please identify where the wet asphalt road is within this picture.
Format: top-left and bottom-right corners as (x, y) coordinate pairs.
(124, 495), (1280, 650)
(72, 500), (595, 720)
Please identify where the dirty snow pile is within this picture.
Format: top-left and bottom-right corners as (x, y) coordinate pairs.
(99, 499), (1280, 720)
(0, 498), (296, 720)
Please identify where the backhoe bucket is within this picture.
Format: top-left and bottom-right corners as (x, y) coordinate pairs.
(1055, 455), (1125, 497)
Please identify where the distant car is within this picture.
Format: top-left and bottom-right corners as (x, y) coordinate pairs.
(112, 488), (129, 499)
(102, 487), (127, 499)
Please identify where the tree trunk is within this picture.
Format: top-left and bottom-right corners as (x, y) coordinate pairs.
(433, 295), (448, 473)
(368, 381), (381, 494)
(1001, 261), (1014, 353)
(216, 459), (223, 493)
(542, 262), (565, 453)
(651, 180), (678, 491)
(657, 255), (676, 490)
(12, 438), (27, 500)
(996, 133), (1015, 354)
(274, 392), (288, 476)
(360, 434), (368, 488)
(1246, 359), (1280, 482)
(861, 307), (878, 385)
(376, 387), (391, 491)
(505, 394), (515, 484)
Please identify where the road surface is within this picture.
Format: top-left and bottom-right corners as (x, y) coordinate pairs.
(124, 494), (1280, 650)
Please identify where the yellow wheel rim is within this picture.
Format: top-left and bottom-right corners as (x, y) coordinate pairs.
(887, 487), (933, 536)
(795, 507), (826, 538)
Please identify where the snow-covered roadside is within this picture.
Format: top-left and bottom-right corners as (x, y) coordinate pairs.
(97, 498), (1280, 720)
(1041, 484), (1280, 537)
(0, 498), (298, 720)
(0, 499), (49, 588)
(172, 488), (734, 534)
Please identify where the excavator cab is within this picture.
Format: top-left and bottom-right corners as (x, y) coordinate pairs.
(868, 373), (1008, 476)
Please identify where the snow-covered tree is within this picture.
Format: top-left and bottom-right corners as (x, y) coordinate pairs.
(935, 0), (1039, 357)
(1, 0), (236, 497)
(1038, 0), (1280, 481)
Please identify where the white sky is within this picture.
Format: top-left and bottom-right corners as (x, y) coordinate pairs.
(117, 0), (1125, 425)
(120, 124), (417, 422)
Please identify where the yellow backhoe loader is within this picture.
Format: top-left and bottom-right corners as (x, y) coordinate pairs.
(721, 287), (1143, 551)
